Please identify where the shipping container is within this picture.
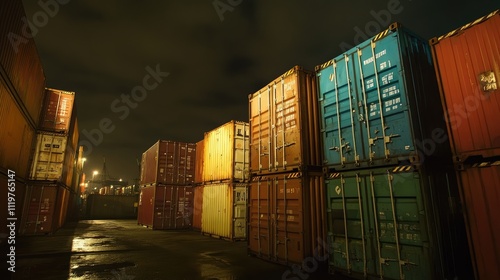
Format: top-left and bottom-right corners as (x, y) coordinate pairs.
(249, 66), (321, 175)
(29, 132), (75, 187)
(456, 164), (500, 280)
(85, 194), (138, 219)
(192, 185), (203, 230)
(0, 79), (36, 179)
(0, 0), (46, 126)
(140, 140), (196, 185)
(248, 172), (327, 265)
(20, 182), (69, 235)
(430, 10), (500, 161)
(316, 23), (450, 171)
(201, 182), (247, 240)
(194, 139), (204, 184)
(202, 120), (250, 183)
(137, 185), (193, 229)
(0, 170), (26, 244)
(325, 165), (473, 280)
(39, 88), (76, 133)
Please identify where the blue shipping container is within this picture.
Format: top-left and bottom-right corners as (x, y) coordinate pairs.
(316, 23), (450, 170)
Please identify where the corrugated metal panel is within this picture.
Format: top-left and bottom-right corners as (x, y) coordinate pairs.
(248, 172), (326, 265)
(138, 186), (155, 227)
(325, 166), (473, 280)
(202, 121), (250, 182)
(86, 194), (139, 219)
(194, 139), (204, 184)
(430, 10), (500, 160)
(457, 165), (500, 280)
(140, 140), (196, 185)
(0, 0), (46, 125)
(0, 78), (36, 179)
(192, 185), (203, 230)
(249, 66), (321, 175)
(39, 88), (75, 133)
(316, 24), (450, 170)
(20, 182), (68, 235)
(201, 182), (247, 240)
(137, 185), (193, 229)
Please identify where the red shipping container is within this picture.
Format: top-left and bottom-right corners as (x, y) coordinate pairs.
(431, 10), (500, 280)
(140, 140), (196, 186)
(431, 10), (500, 159)
(39, 88), (75, 133)
(137, 185), (193, 230)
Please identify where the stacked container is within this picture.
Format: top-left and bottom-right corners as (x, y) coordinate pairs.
(430, 10), (500, 280)
(21, 88), (79, 235)
(197, 120), (249, 240)
(0, 0), (46, 242)
(248, 66), (327, 265)
(137, 140), (196, 229)
(192, 139), (204, 231)
(315, 23), (473, 279)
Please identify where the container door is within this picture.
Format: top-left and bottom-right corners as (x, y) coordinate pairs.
(273, 173), (305, 264)
(327, 168), (432, 279)
(249, 87), (272, 173)
(233, 185), (247, 239)
(248, 177), (272, 259)
(233, 122), (250, 182)
(138, 186), (154, 227)
(326, 172), (375, 277)
(176, 187), (193, 228)
(318, 55), (365, 168)
(193, 186), (203, 230)
(21, 185), (57, 235)
(357, 34), (414, 164)
(274, 73), (302, 170)
(153, 186), (175, 229)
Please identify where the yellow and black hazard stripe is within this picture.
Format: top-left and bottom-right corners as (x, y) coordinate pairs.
(327, 172), (341, 179)
(392, 165), (413, 173)
(286, 172), (302, 179)
(437, 10), (498, 42)
(317, 59), (334, 71)
(281, 66), (300, 79)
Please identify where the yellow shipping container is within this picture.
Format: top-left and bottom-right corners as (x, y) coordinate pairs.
(202, 120), (249, 182)
(201, 182), (247, 240)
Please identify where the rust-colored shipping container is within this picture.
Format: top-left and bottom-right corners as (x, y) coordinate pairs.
(39, 88), (76, 133)
(202, 120), (250, 183)
(430, 10), (500, 160)
(430, 10), (500, 280)
(249, 66), (321, 175)
(20, 182), (68, 235)
(194, 139), (204, 184)
(201, 182), (247, 240)
(0, 79), (36, 179)
(192, 185), (203, 230)
(457, 164), (500, 280)
(140, 140), (196, 186)
(0, 0), (46, 125)
(248, 171), (327, 265)
(137, 185), (193, 229)
(0, 170), (26, 244)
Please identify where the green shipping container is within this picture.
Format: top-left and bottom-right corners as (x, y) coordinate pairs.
(326, 166), (472, 280)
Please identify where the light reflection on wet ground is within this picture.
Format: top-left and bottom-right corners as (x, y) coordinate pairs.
(13, 220), (348, 280)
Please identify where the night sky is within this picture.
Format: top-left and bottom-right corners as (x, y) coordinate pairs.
(20, 0), (498, 183)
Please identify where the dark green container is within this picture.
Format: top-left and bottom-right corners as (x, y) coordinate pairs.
(326, 165), (472, 280)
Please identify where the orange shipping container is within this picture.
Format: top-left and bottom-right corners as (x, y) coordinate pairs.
(192, 185), (203, 230)
(430, 10), (500, 159)
(248, 171), (326, 265)
(39, 88), (76, 133)
(194, 139), (204, 184)
(248, 66), (321, 175)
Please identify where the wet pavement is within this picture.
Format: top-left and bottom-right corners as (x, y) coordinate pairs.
(4, 220), (352, 280)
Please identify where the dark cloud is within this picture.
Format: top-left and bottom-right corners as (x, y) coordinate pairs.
(21, 0), (499, 183)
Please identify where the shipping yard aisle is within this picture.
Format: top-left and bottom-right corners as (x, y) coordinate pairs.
(11, 220), (350, 280)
